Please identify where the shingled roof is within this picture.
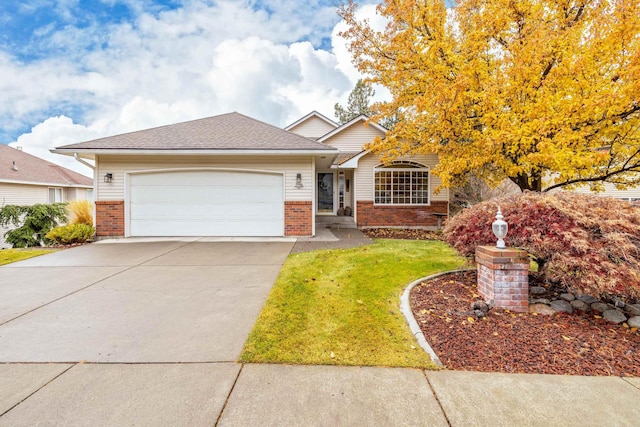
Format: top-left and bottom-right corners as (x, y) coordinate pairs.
(54, 112), (336, 153)
(0, 144), (92, 187)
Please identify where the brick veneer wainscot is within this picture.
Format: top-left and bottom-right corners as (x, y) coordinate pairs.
(95, 200), (125, 237)
(475, 246), (530, 312)
(356, 200), (448, 227)
(285, 201), (312, 236)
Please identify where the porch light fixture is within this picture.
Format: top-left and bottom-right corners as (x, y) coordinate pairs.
(295, 173), (303, 189)
(492, 207), (508, 249)
(104, 173), (113, 183)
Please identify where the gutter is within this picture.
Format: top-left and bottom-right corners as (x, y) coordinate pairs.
(54, 149), (339, 156)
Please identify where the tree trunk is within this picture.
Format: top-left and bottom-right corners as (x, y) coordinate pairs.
(511, 174), (543, 192)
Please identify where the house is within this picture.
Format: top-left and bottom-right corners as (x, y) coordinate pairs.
(51, 111), (448, 239)
(1, 144), (93, 248)
(571, 183), (640, 202)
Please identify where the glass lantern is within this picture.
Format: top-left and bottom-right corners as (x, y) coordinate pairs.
(492, 207), (508, 249)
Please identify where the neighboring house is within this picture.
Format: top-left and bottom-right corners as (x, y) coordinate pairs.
(52, 111), (448, 239)
(0, 144), (93, 248)
(572, 183), (640, 202)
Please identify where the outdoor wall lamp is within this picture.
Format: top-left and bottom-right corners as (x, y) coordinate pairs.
(492, 207), (508, 249)
(104, 173), (113, 183)
(295, 173), (303, 189)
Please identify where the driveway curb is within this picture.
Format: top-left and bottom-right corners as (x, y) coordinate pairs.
(400, 269), (472, 367)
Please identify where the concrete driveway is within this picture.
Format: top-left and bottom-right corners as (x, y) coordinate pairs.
(0, 238), (293, 425)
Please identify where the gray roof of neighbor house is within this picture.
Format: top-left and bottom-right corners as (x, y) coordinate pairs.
(0, 144), (92, 187)
(54, 112), (337, 154)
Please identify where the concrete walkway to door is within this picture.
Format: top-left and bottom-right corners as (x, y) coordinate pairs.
(0, 238), (294, 425)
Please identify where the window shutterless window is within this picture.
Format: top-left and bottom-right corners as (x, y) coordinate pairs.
(48, 188), (63, 203)
(374, 162), (429, 205)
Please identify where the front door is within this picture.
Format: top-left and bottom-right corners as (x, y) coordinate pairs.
(317, 172), (334, 213)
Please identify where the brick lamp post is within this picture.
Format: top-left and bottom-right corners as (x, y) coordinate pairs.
(475, 208), (529, 312)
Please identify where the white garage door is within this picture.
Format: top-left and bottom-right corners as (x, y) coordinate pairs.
(129, 170), (284, 237)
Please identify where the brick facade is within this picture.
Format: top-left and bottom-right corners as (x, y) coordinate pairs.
(95, 200), (125, 237)
(284, 201), (312, 236)
(356, 200), (448, 228)
(475, 246), (530, 312)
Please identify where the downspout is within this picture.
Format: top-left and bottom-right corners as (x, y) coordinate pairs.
(73, 153), (97, 230)
(74, 153), (95, 170)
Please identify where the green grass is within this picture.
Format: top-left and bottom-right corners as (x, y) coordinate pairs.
(0, 248), (58, 266)
(241, 239), (467, 368)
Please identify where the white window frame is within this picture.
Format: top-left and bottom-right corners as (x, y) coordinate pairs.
(48, 187), (63, 204)
(374, 161), (430, 205)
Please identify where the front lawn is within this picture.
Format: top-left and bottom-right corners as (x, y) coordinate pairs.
(0, 248), (58, 266)
(241, 239), (466, 368)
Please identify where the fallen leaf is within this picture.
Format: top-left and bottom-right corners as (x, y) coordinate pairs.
(467, 317), (475, 323)
(330, 352), (335, 359)
(562, 335), (572, 341)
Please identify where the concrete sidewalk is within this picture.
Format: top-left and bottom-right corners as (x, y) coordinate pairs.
(2, 362), (639, 426)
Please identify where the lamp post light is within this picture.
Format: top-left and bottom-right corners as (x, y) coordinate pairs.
(492, 207), (508, 249)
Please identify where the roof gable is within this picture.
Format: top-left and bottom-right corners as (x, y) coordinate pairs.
(55, 112), (335, 153)
(0, 144), (92, 187)
(285, 111), (338, 137)
(318, 115), (387, 143)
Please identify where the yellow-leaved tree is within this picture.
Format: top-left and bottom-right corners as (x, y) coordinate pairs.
(339, 0), (640, 192)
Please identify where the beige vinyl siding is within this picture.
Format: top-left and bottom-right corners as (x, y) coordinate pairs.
(288, 117), (336, 139)
(572, 183), (640, 200)
(96, 155), (314, 202)
(354, 153), (448, 203)
(323, 122), (385, 151)
(0, 183), (48, 206)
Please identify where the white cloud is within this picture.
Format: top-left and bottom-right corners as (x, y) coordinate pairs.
(9, 116), (100, 176)
(1, 0), (392, 172)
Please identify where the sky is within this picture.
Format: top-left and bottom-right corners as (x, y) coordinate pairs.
(0, 0), (386, 176)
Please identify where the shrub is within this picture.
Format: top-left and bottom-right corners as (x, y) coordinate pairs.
(46, 223), (95, 245)
(67, 199), (93, 226)
(0, 203), (67, 248)
(443, 192), (640, 299)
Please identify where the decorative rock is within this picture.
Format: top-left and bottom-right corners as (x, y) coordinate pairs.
(530, 286), (546, 295)
(624, 304), (640, 316)
(612, 297), (626, 308)
(591, 302), (611, 313)
(570, 300), (590, 312)
(530, 298), (551, 305)
(560, 293), (575, 302)
(550, 300), (573, 314)
(577, 295), (598, 304)
(529, 303), (557, 316)
(603, 309), (627, 324)
(470, 301), (492, 318)
(628, 316), (640, 329)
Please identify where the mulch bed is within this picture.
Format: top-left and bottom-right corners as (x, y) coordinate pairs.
(410, 271), (640, 376)
(362, 228), (442, 241)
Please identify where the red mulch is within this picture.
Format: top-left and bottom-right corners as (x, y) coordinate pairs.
(362, 228), (442, 241)
(410, 271), (640, 376)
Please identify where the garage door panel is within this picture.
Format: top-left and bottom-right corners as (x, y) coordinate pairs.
(131, 203), (283, 220)
(129, 170), (284, 237)
(131, 219), (283, 237)
(131, 185), (281, 204)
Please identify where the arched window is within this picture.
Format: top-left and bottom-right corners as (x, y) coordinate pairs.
(374, 161), (429, 205)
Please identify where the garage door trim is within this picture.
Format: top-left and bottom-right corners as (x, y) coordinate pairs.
(124, 167), (285, 237)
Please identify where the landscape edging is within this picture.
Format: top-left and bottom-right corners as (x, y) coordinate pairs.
(400, 269), (473, 367)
